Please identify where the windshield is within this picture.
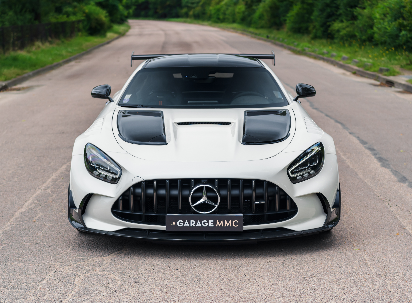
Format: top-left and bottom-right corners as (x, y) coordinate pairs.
(118, 67), (288, 108)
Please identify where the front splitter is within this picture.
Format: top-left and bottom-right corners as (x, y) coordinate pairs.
(69, 218), (333, 242)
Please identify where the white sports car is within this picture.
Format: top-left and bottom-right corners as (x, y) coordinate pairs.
(68, 53), (341, 241)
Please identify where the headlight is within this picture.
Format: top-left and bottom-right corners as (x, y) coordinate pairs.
(287, 142), (324, 183)
(84, 143), (122, 184)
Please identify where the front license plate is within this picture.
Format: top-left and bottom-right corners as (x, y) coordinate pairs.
(166, 214), (243, 232)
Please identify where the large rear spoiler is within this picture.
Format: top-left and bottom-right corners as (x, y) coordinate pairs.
(130, 51), (275, 67)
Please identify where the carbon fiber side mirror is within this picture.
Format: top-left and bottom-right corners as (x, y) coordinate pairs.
(293, 83), (316, 101)
(91, 84), (113, 102)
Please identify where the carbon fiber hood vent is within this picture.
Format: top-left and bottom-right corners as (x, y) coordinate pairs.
(117, 110), (167, 145)
(242, 110), (290, 145)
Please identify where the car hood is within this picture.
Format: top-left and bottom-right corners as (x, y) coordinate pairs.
(111, 107), (296, 162)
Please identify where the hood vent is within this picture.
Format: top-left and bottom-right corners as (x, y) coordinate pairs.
(176, 122), (231, 126)
(118, 110), (167, 145)
(242, 110), (290, 145)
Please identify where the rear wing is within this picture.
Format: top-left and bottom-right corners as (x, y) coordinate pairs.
(130, 51), (275, 67)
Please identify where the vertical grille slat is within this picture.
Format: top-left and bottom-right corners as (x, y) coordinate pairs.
(112, 178), (297, 226)
(165, 180), (170, 213)
(141, 181), (146, 221)
(240, 180), (244, 213)
(275, 186), (280, 212)
(252, 180), (256, 214)
(264, 182), (268, 210)
(190, 179), (195, 214)
(153, 181), (157, 214)
(264, 181), (268, 221)
(178, 179), (182, 213)
(130, 187), (134, 212)
(227, 179), (231, 212)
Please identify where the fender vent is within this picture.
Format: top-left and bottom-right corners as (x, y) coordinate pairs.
(176, 122), (231, 125)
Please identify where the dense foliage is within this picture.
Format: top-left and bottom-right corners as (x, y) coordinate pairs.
(129, 0), (412, 51)
(0, 0), (132, 35)
(1, 0), (411, 51)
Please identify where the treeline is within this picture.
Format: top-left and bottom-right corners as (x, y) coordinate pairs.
(0, 0), (136, 35)
(132, 0), (412, 51)
(3, 0), (411, 51)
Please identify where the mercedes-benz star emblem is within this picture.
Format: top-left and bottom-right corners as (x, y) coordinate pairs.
(189, 185), (220, 214)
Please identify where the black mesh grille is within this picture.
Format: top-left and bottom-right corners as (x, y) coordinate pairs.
(111, 179), (297, 226)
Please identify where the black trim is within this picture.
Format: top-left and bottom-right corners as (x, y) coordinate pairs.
(176, 122), (231, 126)
(117, 110), (167, 145)
(317, 186), (341, 229)
(119, 104), (290, 109)
(68, 187), (93, 230)
(69, 224), (332, 242)
(242, 110), (290, 145)
(68, 185), (76, 209)
(79, 193), (93, 215)
(333, 185), (341, 209)
(131, 53), (275, 67)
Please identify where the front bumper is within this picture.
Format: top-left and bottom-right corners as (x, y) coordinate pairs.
(68, 185), (341, 242)
(69, 131), (340, 241)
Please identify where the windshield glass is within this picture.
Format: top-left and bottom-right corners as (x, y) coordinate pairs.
(118, 67), (288, 108)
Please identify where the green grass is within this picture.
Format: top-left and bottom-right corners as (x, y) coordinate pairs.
(0, 23), (130, 82)
(168, 18), (412, 77)
(408, 79), (412, 84)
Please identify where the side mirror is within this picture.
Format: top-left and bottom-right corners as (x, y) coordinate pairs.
(293, 83), (316, 101)
(91, 84), (114, 102)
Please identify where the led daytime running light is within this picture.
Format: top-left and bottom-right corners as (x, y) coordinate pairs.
(287, 142), (324, 184)
(288, 145), (321, 178)
(84, 143), (122, 184)
(88, 151), (121, 177)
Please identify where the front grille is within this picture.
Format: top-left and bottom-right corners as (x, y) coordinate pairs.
(111, 179), (297, 226)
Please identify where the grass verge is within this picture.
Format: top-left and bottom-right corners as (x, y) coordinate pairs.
(0, 23), (130, 82)
(168, 18), (412, 77)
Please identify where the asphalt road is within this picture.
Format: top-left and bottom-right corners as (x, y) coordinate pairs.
(1, 20), (412, 302)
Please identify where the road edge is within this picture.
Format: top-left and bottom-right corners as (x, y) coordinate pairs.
(0, 35), (122, 92)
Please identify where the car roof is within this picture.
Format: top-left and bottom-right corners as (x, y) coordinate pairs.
(144, 54), (263, 69)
